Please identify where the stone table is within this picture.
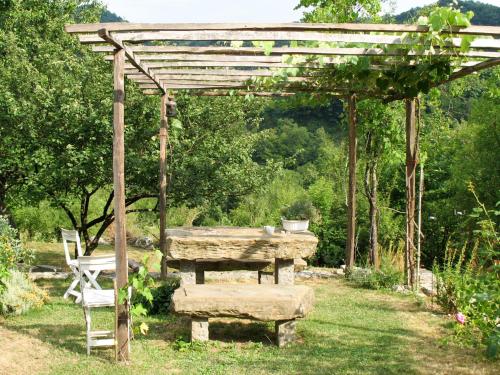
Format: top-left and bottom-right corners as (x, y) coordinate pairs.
(166, 227), (318, 286)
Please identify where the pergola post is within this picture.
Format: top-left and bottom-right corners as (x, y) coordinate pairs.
(159, 93), (169, 279)
(345, 94), (357, 270)
(405, 98), (418, 289)
(113, 47), (130, 362)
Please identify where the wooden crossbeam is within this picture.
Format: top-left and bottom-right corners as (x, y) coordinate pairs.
(97, 29), (165, 93)
(78, 30), (500, 50)
(66, 22), (500, 36)
(126, 69), (280, 77)
(92, 45), (500, 59)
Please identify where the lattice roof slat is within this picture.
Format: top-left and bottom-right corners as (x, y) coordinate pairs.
(65, 22), (500, 98)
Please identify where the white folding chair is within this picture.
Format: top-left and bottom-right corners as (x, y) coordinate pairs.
(78, 255), (131, 356)
(61, 229), (103, 303)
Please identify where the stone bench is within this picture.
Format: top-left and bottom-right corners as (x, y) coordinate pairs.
(172, 284), (314, 347)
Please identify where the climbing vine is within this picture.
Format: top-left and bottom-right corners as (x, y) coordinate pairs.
(236, 6), (478, 101)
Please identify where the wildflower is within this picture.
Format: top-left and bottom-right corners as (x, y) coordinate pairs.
(455, 312), (466, 325)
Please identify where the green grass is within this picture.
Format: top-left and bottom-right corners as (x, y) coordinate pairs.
(1, 243), (497, 374)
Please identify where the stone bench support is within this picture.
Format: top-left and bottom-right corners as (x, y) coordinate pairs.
(275, 258), (295, 285)
(191, 317), (209, 341)
(276, 319), (297, 347)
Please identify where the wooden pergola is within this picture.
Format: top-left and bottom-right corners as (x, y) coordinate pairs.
(65, 22), (500, 361)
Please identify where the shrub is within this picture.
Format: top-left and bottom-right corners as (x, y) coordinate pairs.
(0, 216), (35, 289)
(347, 244), (404, 290)
(0, 269), (48, 316)
(132, 277), (180, 316)
(347, 265), (403, 290)
(281, 199), (319, 221)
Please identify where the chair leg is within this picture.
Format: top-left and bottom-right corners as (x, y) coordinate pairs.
(84, 306), (91, 355)
(64, 276), (80, 300)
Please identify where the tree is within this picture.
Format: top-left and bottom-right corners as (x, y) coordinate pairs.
(1, 1), (277, 254)
(295, 0), (382, 22)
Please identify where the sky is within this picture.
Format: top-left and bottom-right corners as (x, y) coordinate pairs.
(100, 0), (499, 23)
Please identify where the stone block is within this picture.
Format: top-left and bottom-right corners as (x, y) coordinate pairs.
(276, 319), (296, 347)
(191, 317), (209, 341)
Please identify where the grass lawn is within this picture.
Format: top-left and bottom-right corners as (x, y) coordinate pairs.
(0, 244), (497, 374)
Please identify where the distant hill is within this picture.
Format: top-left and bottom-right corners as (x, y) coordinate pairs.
(100, 9), (126, 23)
(395, 0), (500, 26)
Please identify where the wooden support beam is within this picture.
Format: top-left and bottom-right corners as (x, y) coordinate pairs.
(66, 22), (500, 36)
(97, 28), (165, 94)
(405, 98), (418, 289)
(346, 94), (357, 270)
(112, 47), (130, 362)
(159, 94), (168, 279)
(91, 45), (500, 59)
(78, 30), (500, 50)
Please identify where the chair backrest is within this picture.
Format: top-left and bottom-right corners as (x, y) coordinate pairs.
(61, 228), (83, 265)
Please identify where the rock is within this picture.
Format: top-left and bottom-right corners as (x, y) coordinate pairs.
(166, 227), (318, 261)
(421, 286), (437, 297)
(392, 285), (406, 293)
(128, 259), (141, 272)
(340, 265), (346, 270)
(29, 272), (70, 281)
(134, 236), (154, 249)
(294, 258), (307, 271)
(90, 236), (110, 245)
(335, 268), (344, 275)
(172, 284), (314, 321)
(29, 265), (60, 273)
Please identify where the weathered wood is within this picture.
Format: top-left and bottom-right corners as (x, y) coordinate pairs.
(128, 68), (280, 77)
(78, 30), (500, 50)
(98, 28), (165, 94)
(66, 22), (500, 36)
(159, 94), (168, 279)
(345, 94), (357, 270)
(166, 227), (318, 261)
(405, 98), (418, 289)
(416, 162), (424, 290)
(112, 47), (129, 362)
(92, 45), (500, 59)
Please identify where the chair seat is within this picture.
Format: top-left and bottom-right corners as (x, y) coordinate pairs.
(82, 288), (115, 307)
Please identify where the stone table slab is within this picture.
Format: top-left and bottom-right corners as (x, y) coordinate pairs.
(166, 227), (318, 261)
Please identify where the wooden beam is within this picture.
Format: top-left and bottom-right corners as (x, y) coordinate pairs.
(97, 28), (165, 94)
(93, 45), (500, 59)
(126, 68), (279, 77)
(405, 98), (417, 289)
(66, 22), (500, 36)
(112, 47), (130, 362)
(346, 94), (357, 270)
(78, 30), (500, 49)
(128, 61), (305, 69)
(159, 94), (168, 279)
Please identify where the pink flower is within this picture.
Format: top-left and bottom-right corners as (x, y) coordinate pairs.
(455, 312), (466, 325)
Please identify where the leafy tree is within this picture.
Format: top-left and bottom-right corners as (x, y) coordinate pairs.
(295, 0), (383, 22)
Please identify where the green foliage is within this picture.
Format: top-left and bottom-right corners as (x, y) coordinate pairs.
(347, 265), (403, 290)
(433, 189), (499, 358)
(295, 0), (382, 23)
(281, 199), (319, 221)
(132, 278), (181, 316)
(0, 216), (34, 288)
(0, 269), (48, 316)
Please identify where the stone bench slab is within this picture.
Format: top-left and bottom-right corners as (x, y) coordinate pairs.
(172, 284), (314, 321)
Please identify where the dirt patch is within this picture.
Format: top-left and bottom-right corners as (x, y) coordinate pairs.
(0, 326), (53, 375)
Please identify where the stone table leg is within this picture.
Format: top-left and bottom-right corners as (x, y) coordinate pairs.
(179, 260), (196, 285)
(258, 270), (274, 284)
(195, 264), (205, 284)
(274, 258), (294, 285)
(275, 319), (296, 347)
(191, 317), (209, 342)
